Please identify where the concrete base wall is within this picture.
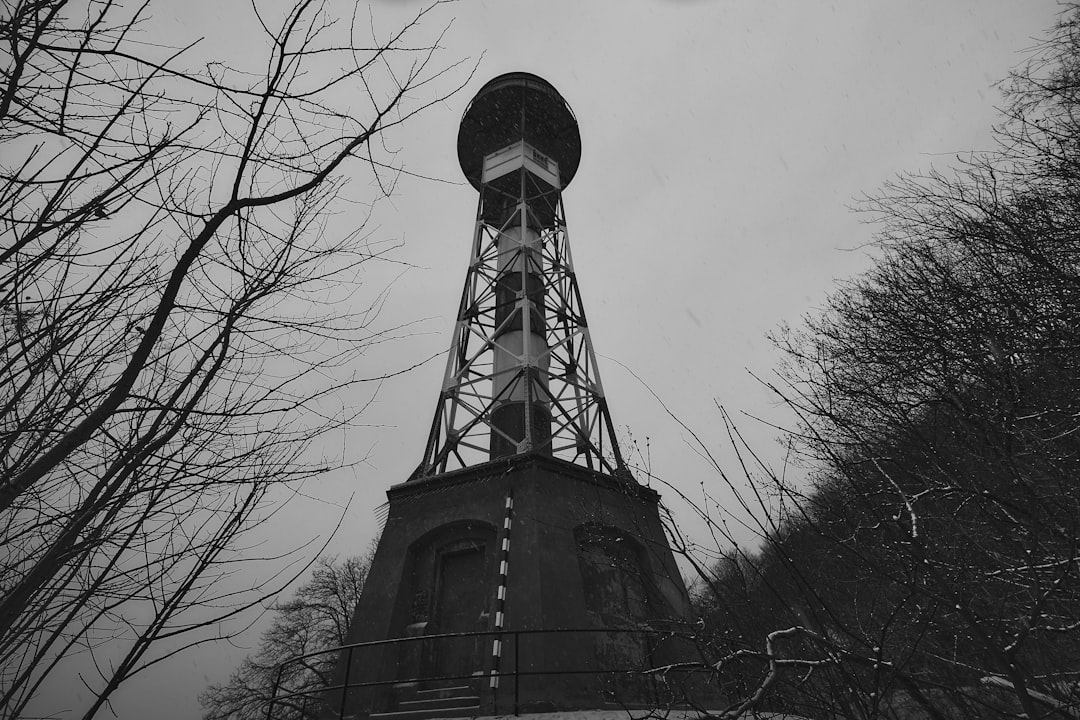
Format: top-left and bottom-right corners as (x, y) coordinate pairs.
(337, 454), (700, 716)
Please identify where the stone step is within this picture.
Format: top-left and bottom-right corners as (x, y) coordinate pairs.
(369, 703), (480, 720)
(415, 685), (473, 700)
(400, 695), (480, 711)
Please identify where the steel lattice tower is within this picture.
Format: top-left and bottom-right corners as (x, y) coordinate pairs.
(413, 72), (627, 479)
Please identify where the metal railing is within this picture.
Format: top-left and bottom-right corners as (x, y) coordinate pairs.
(265, 626), (710, 720)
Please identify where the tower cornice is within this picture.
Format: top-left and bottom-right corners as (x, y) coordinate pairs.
(393, 453), (654, 504)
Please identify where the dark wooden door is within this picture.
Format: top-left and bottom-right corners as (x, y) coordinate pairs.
(430, 547), (486, 679)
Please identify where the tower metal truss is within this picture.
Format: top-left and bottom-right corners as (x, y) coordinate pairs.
(413, 141), (627, 479)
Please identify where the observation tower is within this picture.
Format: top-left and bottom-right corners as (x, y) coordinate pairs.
(329, 73), (700, 718)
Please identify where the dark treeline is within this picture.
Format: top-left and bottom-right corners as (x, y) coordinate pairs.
(690, 6), (1080, 719)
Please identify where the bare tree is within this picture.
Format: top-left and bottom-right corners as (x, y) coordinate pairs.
(642, 6), (1080, 719)
(0, 1), (467, 717)
(200, 554), (371, 720)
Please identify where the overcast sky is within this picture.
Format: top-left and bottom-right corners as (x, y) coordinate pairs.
(29, 1), (1063, 718)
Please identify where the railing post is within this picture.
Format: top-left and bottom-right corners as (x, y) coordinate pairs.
(514, 630), (520, 716)
(266, 664), (285, 720)
(489, 631), (498, 713)
(339, 645), (354, 720)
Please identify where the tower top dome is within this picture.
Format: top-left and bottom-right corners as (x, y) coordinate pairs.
(457, 72), (581, 191)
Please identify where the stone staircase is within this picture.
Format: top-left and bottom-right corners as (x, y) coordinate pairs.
(370, 682), (481, 720)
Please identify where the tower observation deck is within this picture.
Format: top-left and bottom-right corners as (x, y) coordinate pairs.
(415, 72), (626, 478)
(457, 71), (581, 191)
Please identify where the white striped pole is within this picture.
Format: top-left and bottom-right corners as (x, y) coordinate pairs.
(490, 493), (513, 690)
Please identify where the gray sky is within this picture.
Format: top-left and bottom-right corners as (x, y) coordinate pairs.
(28, 1), (1062, 718)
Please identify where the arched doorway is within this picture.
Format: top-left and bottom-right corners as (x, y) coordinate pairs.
(399, 522), (496, 685)
(427, 538), (488, 679)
